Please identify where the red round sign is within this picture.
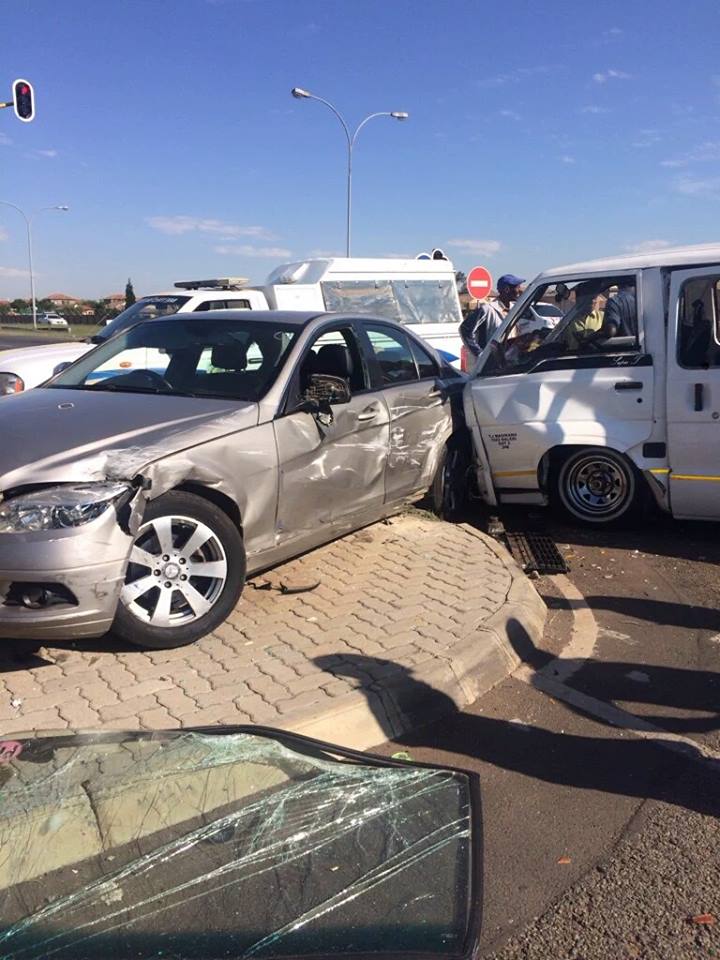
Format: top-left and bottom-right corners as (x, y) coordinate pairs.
(466, 266), (493, 301)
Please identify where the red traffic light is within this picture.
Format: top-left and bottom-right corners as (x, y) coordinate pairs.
(12, 78), (34, 122)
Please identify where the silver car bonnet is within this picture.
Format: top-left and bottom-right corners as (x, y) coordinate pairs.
(0, 388), (259, 492)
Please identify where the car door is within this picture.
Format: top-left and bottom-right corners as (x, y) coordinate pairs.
(273, 323), (390, 546)
(360, 322), (453, 502)
(665, 266), (720, 519)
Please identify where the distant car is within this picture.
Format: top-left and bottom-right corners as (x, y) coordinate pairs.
(37, 312), (69, 329)
(0, 310), (467, 648)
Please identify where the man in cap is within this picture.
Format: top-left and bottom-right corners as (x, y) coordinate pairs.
(459, 273), (525, 360)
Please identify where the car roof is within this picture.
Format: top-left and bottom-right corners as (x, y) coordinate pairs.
(538, 242), (720, 280)
(154, 309), (411, 330)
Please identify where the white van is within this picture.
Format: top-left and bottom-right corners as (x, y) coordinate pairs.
(464, 243), (720, 524)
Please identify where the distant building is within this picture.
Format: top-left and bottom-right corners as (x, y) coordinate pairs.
(103, 292), (126, 311)
(46, 292), (81, 308)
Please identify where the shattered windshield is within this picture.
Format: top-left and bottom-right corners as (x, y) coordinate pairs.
(0, 729), (479, 959)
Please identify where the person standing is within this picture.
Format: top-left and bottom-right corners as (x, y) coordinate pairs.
(459, 273), (525, 358)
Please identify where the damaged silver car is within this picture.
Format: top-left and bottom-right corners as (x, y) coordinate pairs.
(0, 726), (482, 958)
(0, 311), (466, 648)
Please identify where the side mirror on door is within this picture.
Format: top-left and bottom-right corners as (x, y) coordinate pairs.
(306, 374), (351, 406)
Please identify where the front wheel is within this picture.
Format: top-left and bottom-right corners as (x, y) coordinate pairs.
(431, 437), (470, 520)
(553, 447), (640, 526)
(112, 491), (246, 649)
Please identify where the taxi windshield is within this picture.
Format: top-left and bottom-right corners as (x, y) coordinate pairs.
(93, 297), (192, 343)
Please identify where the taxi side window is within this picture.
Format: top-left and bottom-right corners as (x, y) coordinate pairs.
(677, 277), (720, 368)
(194, 299), (251, 311)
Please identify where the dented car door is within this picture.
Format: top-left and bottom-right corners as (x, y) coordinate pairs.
(273, 324), (390, 545)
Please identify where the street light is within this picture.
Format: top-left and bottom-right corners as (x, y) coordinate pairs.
(291, 87), (408, 256)
(0, 202), (69, 329)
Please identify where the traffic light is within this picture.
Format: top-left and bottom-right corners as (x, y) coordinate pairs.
(12, 79), (34, 122)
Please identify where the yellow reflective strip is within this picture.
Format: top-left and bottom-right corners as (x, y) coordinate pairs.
(649, 468), (670, 475)
(493, 469), (537, 478)
(671, 474), (720, 482)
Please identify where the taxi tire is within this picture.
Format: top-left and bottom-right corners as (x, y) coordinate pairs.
(552, 447), (640, 527)
(112, 491), (246, 650)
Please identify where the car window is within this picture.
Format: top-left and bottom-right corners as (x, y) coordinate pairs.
(408, 337), (439, 379)
(48, 318), (299, 401)
(482, 275), (639, 377)
(677, 275), (720, 368)
(97, 296), (192, 342)
(298, 327), (368, 394)
(194, 299), (251, 311)
(365, 325), (419, 385)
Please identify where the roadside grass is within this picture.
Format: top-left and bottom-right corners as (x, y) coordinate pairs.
(0, 322), (99, 341)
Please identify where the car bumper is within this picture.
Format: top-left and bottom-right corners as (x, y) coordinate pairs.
(0, 509), (133, 641)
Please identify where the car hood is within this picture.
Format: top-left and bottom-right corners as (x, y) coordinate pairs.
(0, 387), (259, 492)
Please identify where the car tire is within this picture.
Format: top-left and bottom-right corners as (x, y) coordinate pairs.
(112, 491), (246, 649)
(431, 436), (470, 520)
(552, 447), (640, 526)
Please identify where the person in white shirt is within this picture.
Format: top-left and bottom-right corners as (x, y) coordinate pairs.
(459, 273), (525, 358)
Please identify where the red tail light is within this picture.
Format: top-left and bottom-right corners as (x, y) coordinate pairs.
(460, 345), (471, 373)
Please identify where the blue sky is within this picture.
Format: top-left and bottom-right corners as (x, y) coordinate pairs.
(1, 0), (719, 299)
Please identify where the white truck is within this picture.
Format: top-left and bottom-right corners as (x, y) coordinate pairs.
(0, 257), (463, 395)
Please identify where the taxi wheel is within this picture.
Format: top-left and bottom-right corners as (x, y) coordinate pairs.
(553, 447), (639, 526)
(112, 491), (246, 649)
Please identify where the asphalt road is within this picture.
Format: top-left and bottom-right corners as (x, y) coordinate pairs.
(0, 331), (62, 349)
(375, 509), (720, 959)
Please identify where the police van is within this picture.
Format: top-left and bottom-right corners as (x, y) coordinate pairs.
(464, 243), (720, 524)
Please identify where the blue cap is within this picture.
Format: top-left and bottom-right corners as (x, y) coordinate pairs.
(497, 273), (525, 288)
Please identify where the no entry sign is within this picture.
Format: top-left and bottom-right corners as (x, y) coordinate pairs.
(466, 266), (493, 301)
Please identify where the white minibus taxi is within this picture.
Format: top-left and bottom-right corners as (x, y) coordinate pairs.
(464, 243), (720, 524)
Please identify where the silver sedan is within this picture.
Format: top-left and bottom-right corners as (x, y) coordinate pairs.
(0, 311), (467, 649)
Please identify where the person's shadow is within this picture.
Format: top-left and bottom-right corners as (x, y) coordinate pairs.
(314, 632), (720, 819)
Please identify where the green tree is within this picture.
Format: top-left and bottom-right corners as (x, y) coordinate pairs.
(10, 298), (28, 312)
(455, 270), (467, 292)
(37, 298), (54, 312)
(125, 278), (136, 309)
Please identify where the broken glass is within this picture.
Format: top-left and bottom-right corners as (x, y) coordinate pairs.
(0, 728), (480, 959)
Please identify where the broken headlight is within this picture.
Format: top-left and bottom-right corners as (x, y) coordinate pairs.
(0, 483), (131, 533)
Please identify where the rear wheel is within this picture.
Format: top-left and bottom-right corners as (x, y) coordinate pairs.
(553, 447), (639, 526)
(112, 491), (245, 649)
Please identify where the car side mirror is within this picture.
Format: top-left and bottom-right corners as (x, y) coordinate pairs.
(52, 361), (73, 376)
(305, 374), (351, 406)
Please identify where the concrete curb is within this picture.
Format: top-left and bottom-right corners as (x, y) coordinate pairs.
(286, 523), (546, 751)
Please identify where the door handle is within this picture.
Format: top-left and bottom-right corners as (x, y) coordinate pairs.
(357, 406), (379, 421)
(694, 383), (704, 412)
(614, 381), (643, 391)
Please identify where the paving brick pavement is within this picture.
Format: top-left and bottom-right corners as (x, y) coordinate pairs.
(0, 513), (546, 748)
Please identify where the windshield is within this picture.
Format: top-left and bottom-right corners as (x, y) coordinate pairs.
(95, 296), (192, 342)
(0, 728), (479, 959)
(321, 280), (461, 325)
(47, 317), (299, 401)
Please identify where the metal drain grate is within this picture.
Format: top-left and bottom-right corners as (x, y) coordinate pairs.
(505, 532), (569, 575)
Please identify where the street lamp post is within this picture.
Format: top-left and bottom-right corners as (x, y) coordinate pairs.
(291, 88), (408, 257)
(0, 202), (69, 329)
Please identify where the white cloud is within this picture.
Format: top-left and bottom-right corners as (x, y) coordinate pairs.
(0, 133), (12, 146)
(661, 141), (720, 167)
(480, 65), (554, 87)
(445, 239), (501, 256)
(632, 129), (662, 148)
(0, 266), (29, 278)
(579, 105), (611, 115)
(35, 149), (58, 158)
(146, 216), (274, 239)
(602, 27), (623, 40)
(213, 244), (292, 258)
(561, 155), (576, 164)
(593, 69), (632, 83)
(675, 176), (720, 196)
(0, 228), (8, 242)
(624, 240), (672, 254)
(308, 248), (343, 258)
(499, 109), (522, 121)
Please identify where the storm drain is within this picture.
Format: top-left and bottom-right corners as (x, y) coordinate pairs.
(505, 532), (569, 575)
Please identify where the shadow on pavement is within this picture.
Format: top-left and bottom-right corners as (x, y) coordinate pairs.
(313, 635), (720, 819)
(584, 594), (720, 632)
